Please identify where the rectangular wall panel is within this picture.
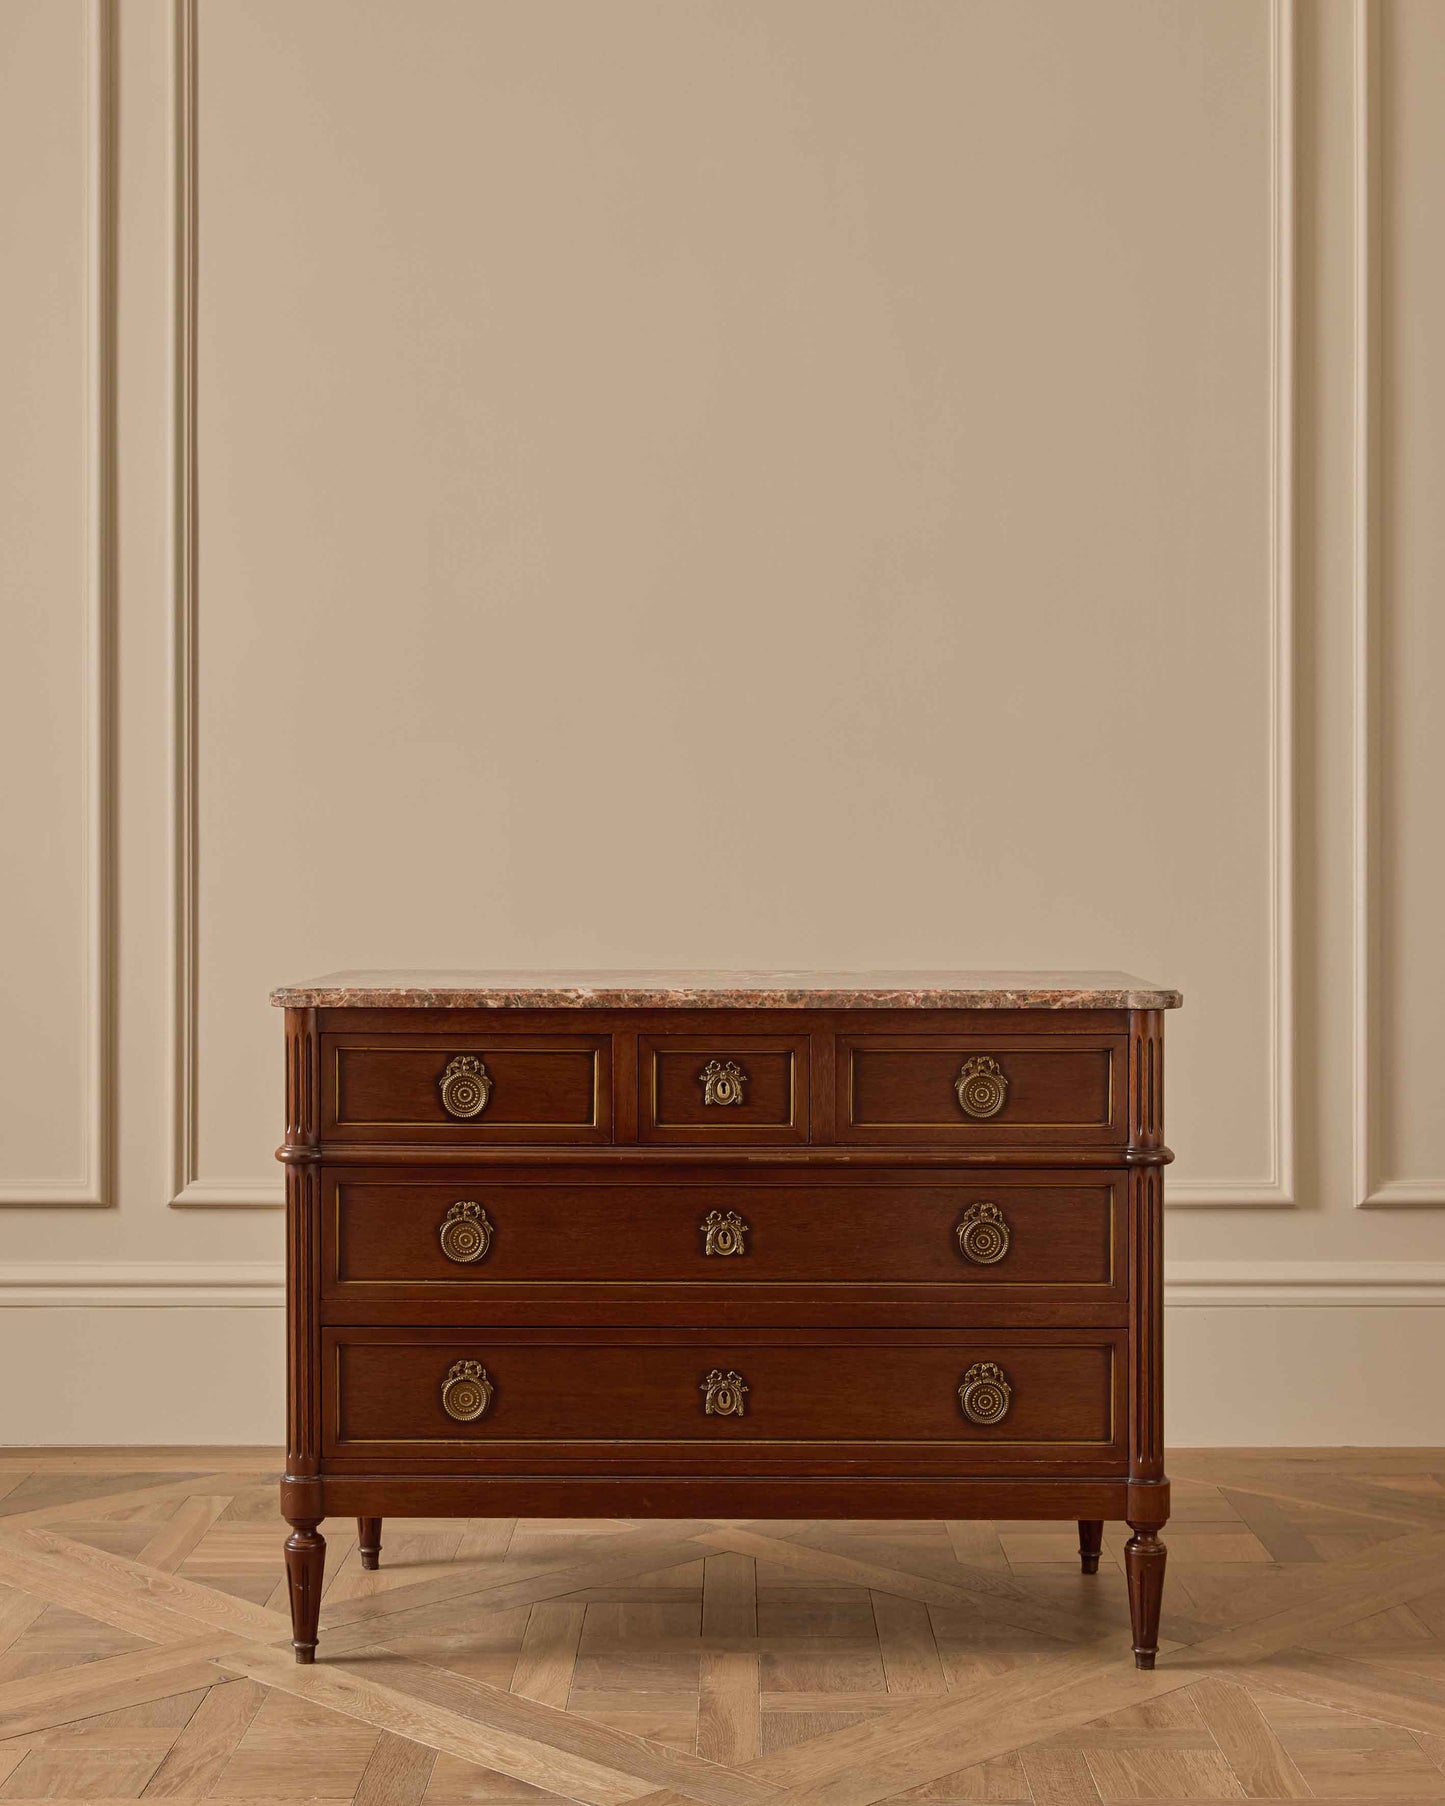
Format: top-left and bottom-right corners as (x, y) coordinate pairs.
(191, 0), (1276, 1200)
(0, 1), (107, 1203)
(1371, 1), (1445, 1199)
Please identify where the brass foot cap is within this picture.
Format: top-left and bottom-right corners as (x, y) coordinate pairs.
(1134, 1652), (1156, 1671)
(294, 1647), (316, 1665)
(361, 1554), (379, 1570)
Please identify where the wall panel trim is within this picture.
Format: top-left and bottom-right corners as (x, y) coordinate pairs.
(1351, 0), (1445, 1209)
(165, 0), (261, 1207)
(166, 0), (1299, 1212)
(1169, 0), (1297, 1209)
(1, 0), (118, 1209)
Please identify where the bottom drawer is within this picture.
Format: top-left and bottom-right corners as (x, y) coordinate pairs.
(322, 1327), (1127, 1475)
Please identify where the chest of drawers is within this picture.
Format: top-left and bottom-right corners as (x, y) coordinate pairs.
(273, 970), (1180, 1666)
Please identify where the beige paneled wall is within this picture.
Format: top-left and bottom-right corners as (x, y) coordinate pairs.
(0, 1), (107, 1205)
(1, 0), (1442, 1445)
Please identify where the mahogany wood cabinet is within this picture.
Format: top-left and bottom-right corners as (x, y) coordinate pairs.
(273, 970), (1180, 1665)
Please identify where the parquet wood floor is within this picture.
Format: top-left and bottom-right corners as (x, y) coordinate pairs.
(0, 1452), (1443, 1802)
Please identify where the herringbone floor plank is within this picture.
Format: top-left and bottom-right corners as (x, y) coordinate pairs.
(1, 1455), (1444, 1800)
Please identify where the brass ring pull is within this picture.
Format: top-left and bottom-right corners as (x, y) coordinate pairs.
(701, 1209), (748, 1256)
(958, 1361), (1012, 1425)
(699, 1059), (747, 1106)
(439, 1054), (491, 1119)
(701, 1369), (748, 1416)
(954, 1055), (1008, 1119)
(956, 1201), (1010, 1264)
(440, 1359), (493, 1422)
(439, 1201), (492, 1264)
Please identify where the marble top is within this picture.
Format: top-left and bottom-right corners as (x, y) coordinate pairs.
(270, 969), (1181, 1010)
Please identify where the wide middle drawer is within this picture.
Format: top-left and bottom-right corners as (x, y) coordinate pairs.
(320, 1169), (1125, 1302)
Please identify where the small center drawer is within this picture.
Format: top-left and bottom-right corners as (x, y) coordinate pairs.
(322, 1327), (1125, 1474)
(639, 1035), (809, 1144)
(321, 1171), (1124, 1301)
(320, 1034), (611, 1143)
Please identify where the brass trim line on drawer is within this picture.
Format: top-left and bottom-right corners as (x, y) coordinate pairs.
(327, 1180), (1120, 1291)
(846, 1046), (1116, 1130)
(332, 1044), (602, 1129)
(331, 1346), (1116, 1446)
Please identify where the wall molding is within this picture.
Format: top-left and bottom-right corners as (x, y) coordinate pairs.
(166, 0), (1297, 1213)
(1, 0), (118, 1209)
(165, 0), (272, 1207)
(1169, 0), (1297, 1209)
(1164, 1260), (1445, 1308)
(1351, 2), (1444, 1209)
(6, 1258), (1442, 1311)
(0, 1264), (283, 1307)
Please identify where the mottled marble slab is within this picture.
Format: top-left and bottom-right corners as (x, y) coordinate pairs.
(271, 969), (1181, 1010)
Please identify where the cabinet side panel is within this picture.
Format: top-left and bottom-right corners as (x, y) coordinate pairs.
(283, 1008), (322, 1517)
(1128, 1010), (1166, 1491)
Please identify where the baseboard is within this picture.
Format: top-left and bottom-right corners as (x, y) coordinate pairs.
(0, 1263), (284, 1306)
(4, 1260), (1444, 1308)
(1162, 1260), (1445, 1306)
(1, 1262), (1443, 1446)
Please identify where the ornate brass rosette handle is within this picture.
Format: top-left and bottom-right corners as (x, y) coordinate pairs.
(701, 1368), (748, 1416)
(955, 1200), (1010, 1265)
(699, 1059), (747, 1107)
(440, 1358), (493, 1422)
(701, 1209), (748, 1256)
(954, 1054), (1008, 1119)
(439, 1200), (492, 1264)
(439, 1053), (492, 1118)
(957, 1361), (1012, 1426)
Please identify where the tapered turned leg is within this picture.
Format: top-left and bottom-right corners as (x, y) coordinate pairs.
(1125, 1522), (1167, 1669)
(357, 1517), (382, 1570)
(1078, 1519), (1103, 1575)
(284, 1519), (326, 1663)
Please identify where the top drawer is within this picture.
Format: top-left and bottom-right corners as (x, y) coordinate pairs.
(321, 1035), (610, 1143)
(838, 1033), (1125, 1146)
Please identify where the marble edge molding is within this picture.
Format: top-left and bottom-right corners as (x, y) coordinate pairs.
(269, 973), (1183, 1011)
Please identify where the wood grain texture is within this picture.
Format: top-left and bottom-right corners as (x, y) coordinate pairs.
(0, 1451), (1441, 1801)
(278, 1001), (1169, 1665)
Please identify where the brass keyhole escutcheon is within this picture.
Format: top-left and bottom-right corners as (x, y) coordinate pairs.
(699, 1059), (747, 1107)
(701, 1209), (748, 1256)
(439, 1201), (492, 1264)
(701, 1368), (748, 1416)
(956, 1201), (1010, 1265)
(957, 1361), (1012, 1425)
(954, 1055), (1008, 1119)
(439, 1054), (491, 1119)
(440, 1359), (493, 1422)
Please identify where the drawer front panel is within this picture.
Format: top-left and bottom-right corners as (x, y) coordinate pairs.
(640, 1036), (809, 1144)
(323, 1328), (1125, 1473)
(321, 1035), (610, 1142)
(839, 1034), (1123, 1145)
(322, 1173), (1122, 1299)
